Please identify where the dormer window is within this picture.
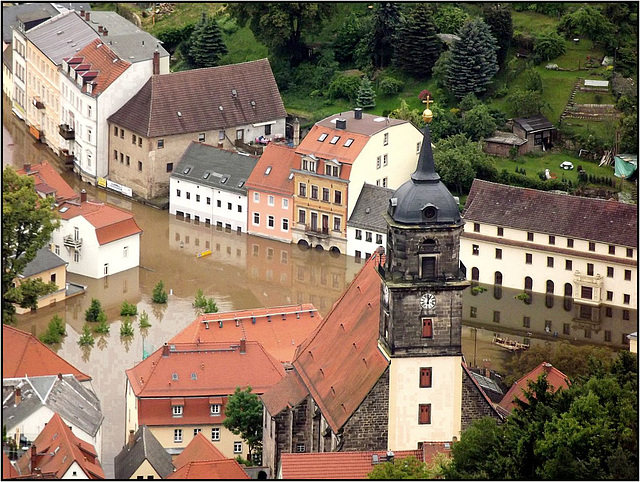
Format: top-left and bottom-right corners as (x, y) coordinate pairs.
(172, 405), (183, 417)
(302, 159), (316, 172)
(325, 165), (339, 177)
(182, 167), (191, 175)
(318, 133), (328, 142)
(210, 404), (221, 415)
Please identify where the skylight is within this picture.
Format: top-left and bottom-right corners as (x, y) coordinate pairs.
(330, 136), (340, 144)
(221, 176), (229, 184)
(344, 138), (354, 147)
(59, 207), (69, 213)
(318, 133), (328, 142)
(265, 166), (272, 175)
(237, 181), (245, 188)
(202, 172), (210, 180)
(183, 167), (191, 175)
(288, 172), (294, 180)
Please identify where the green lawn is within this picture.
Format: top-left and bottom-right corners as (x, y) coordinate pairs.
(572, 91), (616, 105)
(512, 10), (558, 33)
(142, 3), (224, 35)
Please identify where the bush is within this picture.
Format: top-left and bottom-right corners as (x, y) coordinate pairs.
(139, 310), (151, 329)
(152, 281), (168, 304)
(85, 298), (103, 322)
(93, 318), (110, 334)
(378, 77), (405, 96)
(326, 73), (361, 101)
(120, 316), (135, 337)
(120, 301), (138, 316)
(39, 315), (66, 345)
(78, 324), (94, 346)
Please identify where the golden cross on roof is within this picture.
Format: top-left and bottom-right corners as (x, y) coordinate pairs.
(422, 95), (434, 124)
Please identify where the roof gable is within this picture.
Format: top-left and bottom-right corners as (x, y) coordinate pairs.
(348, 183), (394, 231)
(2, 325), (91, 381)
(167, 460), (249, 479)
(296, 124), (369, 165)
(66, 39), (131, 96)
(17, 161), (78, 203)
(114, 425), (174, 480)
(498, 362), (570, 414)
(464, 179), (638, 247)
(173, 432), (225, 469)
(108, 59), (286, 137)
(245, 143), (299, 195)
(289, 253), (389, 432)
(20, 246), (67, 278)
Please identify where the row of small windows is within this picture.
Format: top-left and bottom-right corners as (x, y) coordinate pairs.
(175, 190), (243, 212)
(317, 132), (355, 147)
(252, 212), (289, 231)
(355, 230), (383, 244)
(475, 223), (634, 257)
(253, 192), (289, 209)
(113, 149), (142, 171)
(297, 209), (342, 232)
(298, 183), (343, 204)
(173, 403), (221, 418)
(172, 428), (241, 451)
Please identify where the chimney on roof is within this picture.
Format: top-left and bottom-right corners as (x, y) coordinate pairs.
(152, 50), (159, 76)
(98, 25), (103, 33)
(80, 9), (85, 18)
(335, 118), (347, 130)
(293, 118), (300, 146)
(15, 387), (22, 405)
(354, 107), (363, 120)
(80, 189), (87, 203)
(23, 163), (31, 173)
(57, 373), (63, 380)
(85, 12), (90, 22)
(103, 28), (108, 37)
(542, 362), (552, 373)
(30, 445), (37, 473)
(240, 339), (246, 354)
(483, 359), (491, 378)
(128, 429), (135, 448)
(162, 343), (169, 357)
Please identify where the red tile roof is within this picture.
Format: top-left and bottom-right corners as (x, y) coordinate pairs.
(15, 413), (104, 479)
(173, 432), (225, 469)
(2, 325), (91, 381)
(68, 39), (131, 96)
(138, 395), (228, 427)
(296, 124), (369, 165)
(126, 341), (285, 398)
(280, 449), (425, 479)
(169, 304), (322, 365)
(245, 143), (299, 196)
(464, 179), (638, 247)
(58, 200), (142, 245)
(289, 253), (388, 433)
(167, 460), (249, 479)
(16, 161), (78, 203)
(3, 453), (19, 479)
(261, 368), (309, 416)
(108, 59), (286, 138)
(498, 362), (570, 414)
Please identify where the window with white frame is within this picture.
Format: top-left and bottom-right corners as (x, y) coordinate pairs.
(282, 198), (289, 209)
(253, 192), (260, 203)
(123, 246), (128, 258)
(174, 429), (182, 443)
(383, 154), (388, 166)
(73, 251), (80, 262)
(253, 213), (260, 225)
(211, 428), (220, 441)
(233, 441), (242, 453)
(296, 443), (306, 453)
(376, 156), (381, 169)
(333, 217), (341, 231)
(210, 404), (221, 415)
(173, 405), (183, 417)
(103, 264), (109, 276)
(383, 132), (389, 145)
(268, 195), (274, 206)
(302, 159), (316, 172)
(282, 218), (289, 231)
(87, 128), (92, 143)
(268, 215), (275, 228)
(193, 428), (201, 437)
(55, 245), (60, 256)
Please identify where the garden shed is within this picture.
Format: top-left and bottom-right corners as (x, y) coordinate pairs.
(511, 115), (556, 153)
(483, 131), (528, 157)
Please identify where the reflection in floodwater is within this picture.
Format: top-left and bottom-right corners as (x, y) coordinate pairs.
(5, 94), (635, 477)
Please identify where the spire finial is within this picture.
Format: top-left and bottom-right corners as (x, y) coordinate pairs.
(412, 97), (439, 183)
(422, 95), (434, 123)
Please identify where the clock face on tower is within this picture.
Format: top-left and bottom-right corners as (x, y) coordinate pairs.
(420, 293), (436, 310)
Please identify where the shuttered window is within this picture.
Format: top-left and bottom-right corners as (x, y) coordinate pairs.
(419, 404), (431, 424)
(422, 318), (433, 338)
(420, 367), (432, 388)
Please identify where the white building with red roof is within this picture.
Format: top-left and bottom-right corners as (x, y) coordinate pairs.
(124, 340), (285, 460)
(50, 189), (142, 278)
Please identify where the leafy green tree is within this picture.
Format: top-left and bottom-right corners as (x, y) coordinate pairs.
(522, 68), (543, 92)
(505, 89), (550, 117)
(204, 298), (218, 314)
(223, 386), (263, 462)
(151, 280), (168, 304)
(446, 19), (499, 99)
(558, 6), (614, 45)
(227, 3), (334, 66)
(93, 317), (110, 334)
(120, 316), (134, 337)
(194, 289), (207, 309)
(427, 104), (461, 142)
(618, 111), (638, 154)
(333, 12), (366, 65)
(85, 298), (103, 322)
(461, 104), (497, 141)
(369, 2), (401, 69)
(482, 3), (513, 66)
(39, 315), (67, 345)
(389, 100), (424, 128)
(432, 4), (469, 34)
(355, 77), (376, 109)
(393, 3), (441, 78)
(368, 454), (444, 479)
(327, 73), (361, 101)
(120, 300), (137, 316)
(78, 324), (94, 346)
(188, 13), (228, 68)
(6, 278), (58, 313)
(432, 50), (451, 89)
(533, 31), (566, 62)
(433, 134), (486, 194)
(2, 167), (60, 322)
(139, 310), (151, 328)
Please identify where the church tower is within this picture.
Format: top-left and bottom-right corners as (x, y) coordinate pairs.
(378, 101), (469, 449)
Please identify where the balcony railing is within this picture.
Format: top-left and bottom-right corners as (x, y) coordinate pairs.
(59, 124), (75, 140)
(305, 226), (330, 238)
(63, 235), (82, 250)
(60, 149), (74, 165)
(32, 97), (45, 109)
(573, 271), (603, 285)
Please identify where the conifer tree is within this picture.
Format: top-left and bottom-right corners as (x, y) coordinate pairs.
(189, 13), (228, 68)
(393, 3), (441, 78)
(369, 2), (401, 68)
(355, 77), (376, 109)
(482, 3), (512, 66)
(446, 19), (499, 99)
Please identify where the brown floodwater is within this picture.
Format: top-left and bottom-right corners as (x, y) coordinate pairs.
(4, 95), (635, 477)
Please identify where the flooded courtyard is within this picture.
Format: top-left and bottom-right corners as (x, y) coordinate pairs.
(3, 96), (635, 477)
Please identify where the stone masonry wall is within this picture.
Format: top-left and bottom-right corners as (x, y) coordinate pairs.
(340, 367), (389, 451)
(461, 368), (502, 430)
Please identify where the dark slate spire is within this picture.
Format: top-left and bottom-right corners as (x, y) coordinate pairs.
(410, 125), (440, 183)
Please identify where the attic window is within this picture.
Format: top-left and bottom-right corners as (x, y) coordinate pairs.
(220, 176), (229, 184)
(177, 111), (182, 117)
(344, 138), (354, 147)
(318, 133), (328, 142)
(219, 106), (224, 111)
(202, 172), (210, 180)
(250, 101), (256, 108)
(288, 173), (294, 180)
(59, 207), (69, 213)
(237, 180), (245, 188)
(171, 373), (179, 381)
(231, 89), (237, 98)
(183, 167), (191, 175)
(330, 136), (340, 144)
(191, 372), (197, 380)
(265, 166), (272, 175)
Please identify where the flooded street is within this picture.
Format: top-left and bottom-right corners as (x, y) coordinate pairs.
(3, 94), (635, 477)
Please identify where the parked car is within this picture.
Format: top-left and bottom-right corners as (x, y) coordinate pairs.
(560, 161), (574, 170)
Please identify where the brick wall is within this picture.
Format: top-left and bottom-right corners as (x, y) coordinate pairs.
(461, 368), (502, 430)
(340, 367), (389, 451)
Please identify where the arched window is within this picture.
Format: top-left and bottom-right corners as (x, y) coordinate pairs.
(564, 283), (573, 296)
(494, 271), (503, 299)
(546, 280), (554, 293)
(471, 267), (479, 281)
(563, 283), (573, 311)
(524, 277), (533, 290)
